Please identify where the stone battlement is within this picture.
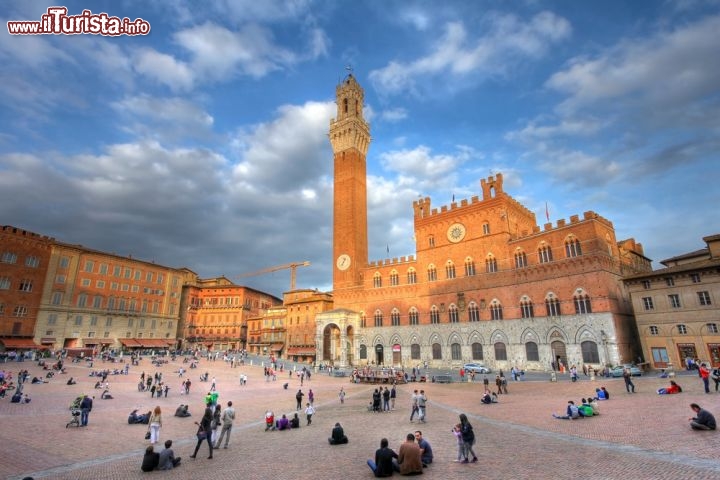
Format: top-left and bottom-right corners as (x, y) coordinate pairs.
(368, 255), (416, 268)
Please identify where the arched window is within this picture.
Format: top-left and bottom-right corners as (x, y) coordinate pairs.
(451, 343), (461, 360)
(449, 304), (459, 323)
(494, 342), (507, 361)
(538, 244), (553, 263)
(427, 264), (437, 282)
(482, 222), (490, 235)
(360, 312), (366, 328)
(374, 310), (383, 327)
(520, 299), (534, 319)
(389, 270), (399, 286)
(432, 343), (442, 360)
(468, 302), (480, 322)
(565, 237), (582, 258)
(445, 261), (456, 279)
(409, 308), (419, 326)
(411, 343), (421, 360)
(472, 342), (483, 360)
(546, 297), (561, 317)
(465, 257), (476, 276)
(407, 268), (417, 285)
(485, 255), (498, 273)
(391, 309), (400, 326)
(430, 306), (440, 324)
(515, 250), (528, 268)
(574, 294), (592, 314)
(581, 341), (599, 363)
(359, 344), (367, 359)
(490, 301), (503, 320)
(525, 342), (539, 361)
(373, 272), (382, 288)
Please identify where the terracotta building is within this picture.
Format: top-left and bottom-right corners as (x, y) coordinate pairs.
(624, 234), (720, 369)
(34, 241), (196, 352)
(182, 276), (281, 352)
(316, 75), (652, 371)
(0, 226), (53, 350)
(284, 289), (334, 363)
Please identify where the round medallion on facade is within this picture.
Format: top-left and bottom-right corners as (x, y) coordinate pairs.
(447, 223), (467, 243)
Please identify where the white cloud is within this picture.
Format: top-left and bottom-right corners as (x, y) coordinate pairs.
(133, 48), (194, 91)
(380, 108), (408, 122)
(505, 117), (604, 142)
(379, 145), (473, 191)
(369, 11), (571, 96)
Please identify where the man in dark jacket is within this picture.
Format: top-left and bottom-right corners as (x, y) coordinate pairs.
(80, 394), (93, 426)
(689, 403), (716, 430)
(367, 437), (398, 477)
(328, 422), (349, 444)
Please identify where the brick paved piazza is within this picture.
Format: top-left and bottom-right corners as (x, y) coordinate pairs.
(2, 357), (718, 480)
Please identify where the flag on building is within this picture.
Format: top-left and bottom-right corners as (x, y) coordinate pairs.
(545, 202), (550, 222)
(387, 244), (390, 255)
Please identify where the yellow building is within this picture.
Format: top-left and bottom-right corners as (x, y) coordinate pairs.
(624, 234), (720, 369)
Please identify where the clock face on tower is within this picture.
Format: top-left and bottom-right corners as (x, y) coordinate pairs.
(336, 254), (351, 271)
(447, 223), (467, 243)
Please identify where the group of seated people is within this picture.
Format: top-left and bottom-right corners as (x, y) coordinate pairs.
(31, 376), (48, 384)
(263, 411), (301, 431)
(481, 389), (499, 404)
(553, 397), (600, 419)
(174, 404), (191, 417)
(141, 440), (181, 471)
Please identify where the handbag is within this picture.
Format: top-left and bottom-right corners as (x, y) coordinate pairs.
(144, 431), (151, 440)
(196, 430), (207, 440)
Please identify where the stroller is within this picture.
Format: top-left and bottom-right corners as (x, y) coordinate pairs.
(66, 396), (83, 428)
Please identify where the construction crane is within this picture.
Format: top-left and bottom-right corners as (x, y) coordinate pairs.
(237, 261), (310, 290)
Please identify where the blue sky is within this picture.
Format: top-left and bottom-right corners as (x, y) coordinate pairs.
(1, 0), (719, 297)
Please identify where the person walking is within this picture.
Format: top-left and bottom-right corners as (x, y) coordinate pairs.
(459, 413), (478, 463)
(295, 389), (304, 410)
(623, 368), (636, 393)
(417, 390), (427, 422)
(190, 407), (213, 459)
(148, 406), (162, 445)
(304, 402), (315, 425)
(409, 390), (419, 421)
(214, 401), (235, 449)
(390, 384), (396, 410)
(338, 387), (345, 404)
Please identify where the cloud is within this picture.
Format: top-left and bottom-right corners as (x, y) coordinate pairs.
(369, 11), (571, 96)
(379, 145), (474, 192)
(133, 48), (195, 91)
(380, 108), (408, 122)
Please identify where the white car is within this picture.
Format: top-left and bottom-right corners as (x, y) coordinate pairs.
(463, 363), (491, 374)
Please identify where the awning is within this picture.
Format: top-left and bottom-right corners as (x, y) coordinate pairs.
(287, 347), (316, 356)
(96, 339), (114, 344)
(138, 339), (171, 348)
(119, 338), (141, 347)
(83, 338), (99, 345)
(0, 338), (42, 349)
(270, 343), (285, 351)
(40, 337), (56, 344)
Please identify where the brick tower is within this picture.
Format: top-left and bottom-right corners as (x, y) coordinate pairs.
(329, 74), (370, 293)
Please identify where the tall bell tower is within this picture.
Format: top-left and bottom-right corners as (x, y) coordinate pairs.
(329, 74), (370, 292)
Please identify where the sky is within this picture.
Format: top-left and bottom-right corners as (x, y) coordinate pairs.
(1, 0), (719, 298)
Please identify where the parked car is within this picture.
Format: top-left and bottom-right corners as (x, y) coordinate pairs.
(610, 364), (642, 377)
(463, 363), (492, 374)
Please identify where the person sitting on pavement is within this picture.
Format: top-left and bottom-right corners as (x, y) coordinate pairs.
(276, 414), (290, 431)
(415, 430), (433, 467)
(66, 377), (77, 385)
(328, 422), (349, 444)
(578, 399), (594, 417)
(141, 445), (159, 472)
(658, 380), (682, 395)
(397, 432), (423, 475)
(289, 412), (300, 429)
(481, 390), (493, 404)
(157, 439), (181, 470)
(100, 389), (113, 400)
(174, 404), (191, 417)
(367, 437), (399, 477)
(689, 403), (716, 430)
(553, 400), (580, 419)
(588, 397), (600, 415)
(264, 410), (275, 431)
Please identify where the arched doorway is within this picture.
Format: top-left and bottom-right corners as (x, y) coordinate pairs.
(322, 324), (342, 365)
(551, 340), (567, 372)
(375, 344), (384, 365)
(392, 344), (401, 366)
